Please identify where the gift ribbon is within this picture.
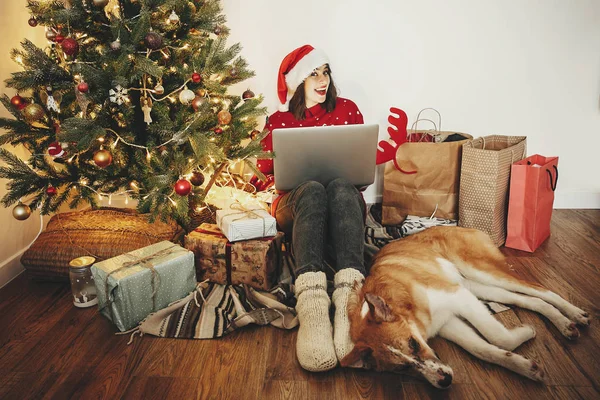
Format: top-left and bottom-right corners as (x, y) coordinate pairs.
(193, 227), (280, 287)
(223, 202), (269, 239)
(100, 244), (180, 316)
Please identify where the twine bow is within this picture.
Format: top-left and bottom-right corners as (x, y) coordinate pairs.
(225, 202), (268, 238)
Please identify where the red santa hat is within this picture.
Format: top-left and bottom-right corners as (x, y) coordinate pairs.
(277, 44), (329, 112)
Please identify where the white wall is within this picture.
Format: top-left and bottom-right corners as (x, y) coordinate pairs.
(223, 0), (600, 207)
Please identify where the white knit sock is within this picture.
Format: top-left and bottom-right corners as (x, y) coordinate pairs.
(294, 271), (337, 372)
(332, 268), (365, 362)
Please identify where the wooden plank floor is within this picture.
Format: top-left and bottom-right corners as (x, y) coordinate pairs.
(0, 209), (598, 399)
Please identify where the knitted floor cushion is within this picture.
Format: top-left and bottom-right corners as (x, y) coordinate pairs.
(21, 207), (184, 281)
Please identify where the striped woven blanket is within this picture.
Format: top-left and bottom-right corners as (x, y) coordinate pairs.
(129, 282), (298, 341)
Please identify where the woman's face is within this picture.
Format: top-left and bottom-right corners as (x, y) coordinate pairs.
(303, 64), (330, 108)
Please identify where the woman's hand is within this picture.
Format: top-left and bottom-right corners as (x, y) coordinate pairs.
(250, 174), (275, 191)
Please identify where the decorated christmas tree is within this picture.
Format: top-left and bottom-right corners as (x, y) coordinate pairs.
(0, 0), (270, 228)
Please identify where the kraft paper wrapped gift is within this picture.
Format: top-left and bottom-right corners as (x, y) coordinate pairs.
(216, 205), (277, 242)
(91, 241), (196, 332)
(184, 223), (283, 291)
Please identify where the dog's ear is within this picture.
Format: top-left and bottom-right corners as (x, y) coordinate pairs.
(365, 293), (397, 323)
(340, 344), (372, 369)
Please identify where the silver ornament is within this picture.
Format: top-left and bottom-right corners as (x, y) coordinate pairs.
(178, 86), (195, 105)
(109, 85), (129, 105)
(110, 39), (121, 51)
(168, 10), (180, 23)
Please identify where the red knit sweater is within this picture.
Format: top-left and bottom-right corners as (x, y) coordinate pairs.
(257, 97), (365, 214)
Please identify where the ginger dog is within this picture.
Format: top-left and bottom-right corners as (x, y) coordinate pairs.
(341, 227), (590, 388)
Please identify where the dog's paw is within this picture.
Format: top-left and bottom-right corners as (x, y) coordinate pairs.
(528, 360), (545, 383)
(572, 311), (591, 327)
(561, 322), (580, 340)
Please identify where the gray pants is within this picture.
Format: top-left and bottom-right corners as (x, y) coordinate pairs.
(274, 178), (366, 278)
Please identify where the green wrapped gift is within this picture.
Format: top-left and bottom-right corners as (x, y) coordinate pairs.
(91, 241), (196, 332)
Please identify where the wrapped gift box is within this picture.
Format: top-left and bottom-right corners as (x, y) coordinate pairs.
(216, 205), (276, 242)
(91, 241), (196, 332)
(184, 223), (283, 291)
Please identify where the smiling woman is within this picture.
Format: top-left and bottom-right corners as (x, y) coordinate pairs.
(254, 44), (367, 373)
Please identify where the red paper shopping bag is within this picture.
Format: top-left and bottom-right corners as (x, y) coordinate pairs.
(505, 155), (559, 252)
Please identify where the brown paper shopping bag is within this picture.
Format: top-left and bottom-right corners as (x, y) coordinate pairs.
(458, 135), (527, 246)
(381, 108), (472, 225)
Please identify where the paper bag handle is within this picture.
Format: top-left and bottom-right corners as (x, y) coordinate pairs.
(546, 165), (558, 191)
(409, 118), (437, 142)
(415, 108), (442, 131)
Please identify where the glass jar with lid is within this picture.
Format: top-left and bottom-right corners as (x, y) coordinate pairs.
(69, 256), (98, 308)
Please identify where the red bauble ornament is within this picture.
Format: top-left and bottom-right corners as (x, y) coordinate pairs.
(213, 127), (223, 135)
(11, 95), (24, 109)
(190, 171), (205, 186)
(191, 72), (202, 83)
(46, 186), (57, 196)
(55, 35), (65, 43)
(77, 82), (89, 93)
(28, 17), (38, 27)
(61, 38), (79, 56)
(48, 141), (65, 158)
(175, 179), (192, 196)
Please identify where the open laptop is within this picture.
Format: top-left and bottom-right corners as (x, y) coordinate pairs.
(272, 124), (379, 191)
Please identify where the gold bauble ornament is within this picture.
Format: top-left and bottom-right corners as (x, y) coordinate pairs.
(23, 103), (45, 122)
(192, 96), (206, 111)
(93, 149), (113, 168)
(92, 0), (109, 7)
(217, 110), (232, 125)
(12, 202), (32, 221)
(188, 2), (197, 13)
(154, 84), (165, 95)
(196, 88), (207, 97)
